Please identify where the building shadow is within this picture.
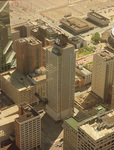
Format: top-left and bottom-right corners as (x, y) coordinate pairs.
(41, 113), (63, 150)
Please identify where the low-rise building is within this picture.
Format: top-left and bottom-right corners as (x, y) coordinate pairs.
(76, 65), (92, 85)
(0, 68), (46, 105)
(69, 36), (87, 49)
(60, 17), (93, 34)
(87, 11), (110, 27)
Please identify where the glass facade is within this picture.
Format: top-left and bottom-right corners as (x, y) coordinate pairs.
(0, 0), (15, 72)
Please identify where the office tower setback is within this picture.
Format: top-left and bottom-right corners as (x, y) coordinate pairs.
(16, 36), (42, 75)
(46, 34), (76, 121)
(92, 51), (114, 102)
(15, 103), (41, 150)
(0, 0), (16, 72)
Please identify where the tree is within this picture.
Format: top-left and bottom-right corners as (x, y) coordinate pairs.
(91, 32), (101, 43)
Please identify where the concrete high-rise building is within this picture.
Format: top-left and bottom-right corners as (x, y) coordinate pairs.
(46, 34), (76, 121)
(16, 36), (42, 75)
(0, 0), (16, 73)
(92, 51), (114, 102)
(15, 103), (41, 150)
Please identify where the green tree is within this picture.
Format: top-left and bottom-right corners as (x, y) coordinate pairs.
(91, 32), (101, 43)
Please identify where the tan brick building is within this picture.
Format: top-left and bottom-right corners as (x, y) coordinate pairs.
(63, 110), (114, 150)
(78, 110), (114, 150)
(92, 51), (114, 102)
(0, 69), (46, 104)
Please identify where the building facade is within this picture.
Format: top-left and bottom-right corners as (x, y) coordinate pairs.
(76, 65), (92, 85)
(15, 104), (41, 150)
(0, 0), (16, 73)
(92, 51), (114, 102)
(0, 69), (39, 104)
(16, 36), (42, 75)
(63, 110), (114, 150)
(87, 12), (110, 27)
(63, 117), (78, 150)
(78, 111), (114, 150)
(46, 35), (76, 121)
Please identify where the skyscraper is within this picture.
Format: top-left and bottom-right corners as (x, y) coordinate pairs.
(0, 0), (16, 73)
(46, 34), (76, 121)
(92, 51), (114, 102)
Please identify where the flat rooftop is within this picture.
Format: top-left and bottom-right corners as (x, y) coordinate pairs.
(0, 105), (19, 126)
(15, 103), (39, 123)
(75, 91), (103, 110)
(69, 36), (83, 44)
(80, 110), (114, 141)
(1, 69), (33, 91)
(99, 51), (114, 61)
(29, 66), (46, 82)
(65, 117), (79, 131)
(88, 12), (109, 21)
(60, 17), (93, 33)
(33, 74), (46, 82)
(65, 105), (107, 132)
(76, 65), (92, 76)
(18, 36), (41, 45)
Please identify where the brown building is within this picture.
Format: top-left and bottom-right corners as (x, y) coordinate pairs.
(11, 19), (46, 51)
(16, 36), (42, 75)
(15, 103), (41, 150)
(60, 17), (93, 34)
(87, 11), (110, 27)
(31, 24), (57, 47)
(69, 36), (87, 49)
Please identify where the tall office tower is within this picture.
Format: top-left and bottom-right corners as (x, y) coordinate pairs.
(15, 103), (41, 150)
(0, 0), (16, 73)
(92, 51), (114, 102)
(46, 34), (76, 121)
(16, 36), (42, 75)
